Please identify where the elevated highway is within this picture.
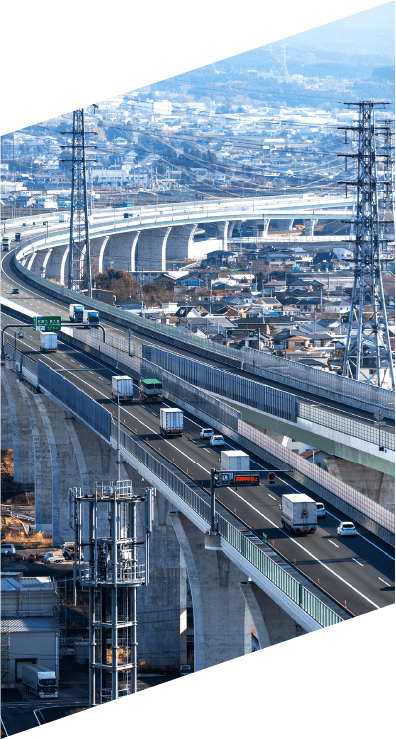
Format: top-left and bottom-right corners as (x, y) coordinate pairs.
(9, 194), (354, 274)
(1, 309), (394, 624)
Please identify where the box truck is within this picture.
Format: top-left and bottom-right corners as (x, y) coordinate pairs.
(69, 304), (84, 322)
(139, 378), (163, 403)
(160, 408), (183, 437)
(21, 663), (58, 698)
(40, 332), (57, 353)
(83, 309), (100, 325)
(112, 375), (134, 402)
(221, 450), (250, 471)
(281, 493), (317, 535)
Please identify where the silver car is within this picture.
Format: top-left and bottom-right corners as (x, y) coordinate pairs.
(200, 428), (214, 439)
(316, 502), (326, 518)
(337, 522), (357, 537)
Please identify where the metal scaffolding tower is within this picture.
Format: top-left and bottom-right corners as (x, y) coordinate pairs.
(338, 101), (395, 390)
(70, 480), (152, 705)
(61, 109), (96, 296)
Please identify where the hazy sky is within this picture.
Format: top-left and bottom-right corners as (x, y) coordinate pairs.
(287, 1), (394, 59)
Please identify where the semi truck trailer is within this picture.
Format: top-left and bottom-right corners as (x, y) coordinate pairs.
(160, 408), (183, 437)
(139, 378), (163, 403)
(221, 450), (250, 471)
(21, 663), (58, 698)
(112, 375), (134, 402)
(82, 309), (100, 326)
(39, 332), (57, 353)
(69, 304), (85, 322)
(281, 493), (317, 535)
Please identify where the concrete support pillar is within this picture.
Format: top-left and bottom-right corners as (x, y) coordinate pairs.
(251, 219), (270, 237)
(17, 384), (53, 530)
(132, 487), (187, 670)
(90, 235), (109, 276)
(135, 227), (171, 272)
(304, 219), (318, 237)
(1, 381), (14, 448)
(102, 231), (140, 273)
(44, 243), (69, 284)
(240, 582), (305, 648)
(30, 248), (51, 277)
(228, 221), (237, 238)
(165, 224), (198, 264)
(325, 459), (395, 513)
(26, 251), (37, 271)
(170, 512), (252, 671)
(1, 370), (35, 485)
(216, 221), (229, 251)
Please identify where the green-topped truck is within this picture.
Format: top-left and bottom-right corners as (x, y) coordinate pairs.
(139, 378), (163, 403)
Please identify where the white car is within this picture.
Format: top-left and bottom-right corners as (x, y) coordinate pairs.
(210, 435), (225, 446)
(200, 428), (214, 439)
(316, 502), (326, 518)
(337, 522), (357, 537)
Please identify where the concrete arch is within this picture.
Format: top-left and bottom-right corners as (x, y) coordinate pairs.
(17, 383), (51, 531)
(135, 227), (171, 272)
(44, 243), (69, 284)
(41, 248), (53, 277)
(1, 370), (34, 485)
(170, 512), (251, 671)
(165, 224), (198, 264)
(90, 235), (109, 275)
(102, 231), (143, 273)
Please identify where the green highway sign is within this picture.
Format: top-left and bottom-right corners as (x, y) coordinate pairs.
(33, 316), (61, 332)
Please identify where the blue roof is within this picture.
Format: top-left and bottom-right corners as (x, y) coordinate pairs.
(1, 617), (60, 633)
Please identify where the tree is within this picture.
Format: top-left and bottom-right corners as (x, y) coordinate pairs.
(94, 268), (139, 302)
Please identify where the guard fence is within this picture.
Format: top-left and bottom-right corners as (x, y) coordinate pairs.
(142, 343), (297, 423)
(238, 420), (395, 539)
(69, 326), (394, 540)
(113, 421), (343, 628)
(14, 254), (394, 417)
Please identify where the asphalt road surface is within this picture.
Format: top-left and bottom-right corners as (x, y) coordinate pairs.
(1, 310), (394, 619)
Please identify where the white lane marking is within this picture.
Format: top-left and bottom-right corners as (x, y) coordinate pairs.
(352, 558), (364, 567)
(177, 405), (395, 562)
(4, 301), (393, 570)
(329, 540), (339, 548)
(268, 494), (276, 500)
(224, 485), (380, 609)
(378, 577), (391, 587)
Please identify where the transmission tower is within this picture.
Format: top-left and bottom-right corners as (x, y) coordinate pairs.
(60, 109), (97, 296)
(338, 101), (395, 390)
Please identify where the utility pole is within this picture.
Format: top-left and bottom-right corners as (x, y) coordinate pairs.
(338, 101), (394, 389)
(60, 108), (98, 296)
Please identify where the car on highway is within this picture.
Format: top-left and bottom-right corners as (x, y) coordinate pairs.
(316, 502), (326, 518)
(11, 288), (19, 294)
(200, 428), (214, 439)
(337, 522), (357, 537)
(209, 435), (225, 447)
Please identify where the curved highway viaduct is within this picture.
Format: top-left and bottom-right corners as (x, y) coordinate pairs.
(1, 362), (307, 673)
(15, 194), (354, 281)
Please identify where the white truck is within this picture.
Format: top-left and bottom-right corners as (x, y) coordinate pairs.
(82, 309), (100, 326)
(160, 408), (183, 437)
(281, 493), (317, 535)
(69, 304), (85, 322)
(221, 450), (250, 471)
(21, 663), (58, 698)
(112, 375), (134, 402)
(40, 332), (57, 353)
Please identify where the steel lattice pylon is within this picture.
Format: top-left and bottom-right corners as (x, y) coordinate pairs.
(338, 101), (395, 390)
(61, 109), (92, 296)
